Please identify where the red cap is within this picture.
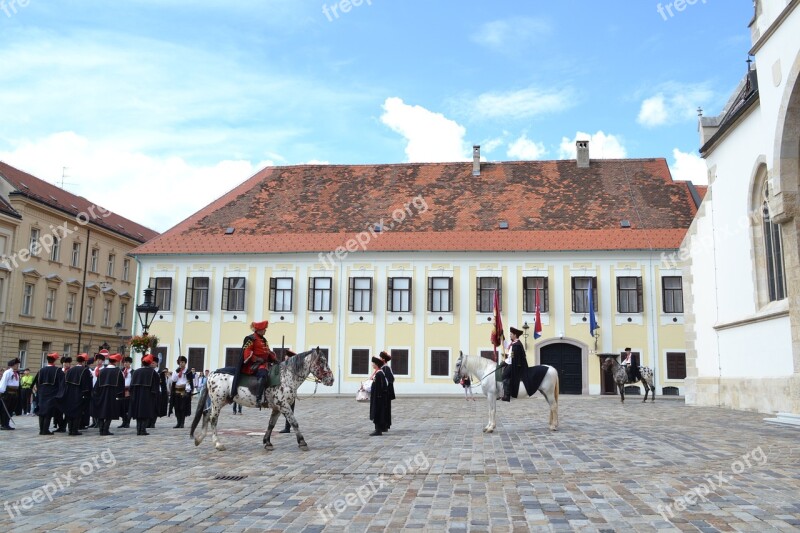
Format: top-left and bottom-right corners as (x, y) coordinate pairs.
(252, 320), (268, 331)
(142, 354), (155, 366)
(108, 353), (123, 363)
(46, 352), (60, 362)
(76, 353), (89, 363)
(98, 349), (110, 356)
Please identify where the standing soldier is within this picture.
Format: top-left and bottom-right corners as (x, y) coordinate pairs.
(169, 356), (193, 429)
(231, 321), (276, 407)
(93, 353), (125, 436)
(0, 358), (22, 430)
(118, 356), (133, 429)
(32, 353), (65, 435)
(63, 354), (93, 436)
(130, 354), (160, 436)
(378, 351), (395, 433)
(88, 351), (106, 429)
(150, 368), (169, 429)
(52, 356), (72, 433)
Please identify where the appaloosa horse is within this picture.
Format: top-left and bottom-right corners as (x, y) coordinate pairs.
(601, 356), (656, 403)
(453, 351), (559, 432)
(191, 348), (334, 451)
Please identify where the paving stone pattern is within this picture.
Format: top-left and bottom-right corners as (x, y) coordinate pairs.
(1, 396), (799, 532)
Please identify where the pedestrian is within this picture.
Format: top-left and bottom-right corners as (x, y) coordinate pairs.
(93, 353), (125, 436)
(170, 356), (193, 429)
(63, 354), (92, 436)
(0, 358), (22, 430)
(378, 351), (395, 432)
(20, 368), (33, 415)
(232, 402), (242, 415)
(117, 356), (133, 429)
(501, 326), (529, 402)
(460, 375), (475, 401)
(32, 352), (66, 435)
(368, 356), (390, 436)
(130, 354), (160, 436)
(279, 350), (297, 433)
(198, 369), (209, 394)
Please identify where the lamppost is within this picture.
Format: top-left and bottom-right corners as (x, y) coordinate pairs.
(136, 288), (159, 336)
(522, 321), (530, 349)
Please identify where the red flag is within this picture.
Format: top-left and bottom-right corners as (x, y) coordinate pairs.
(534, 288), (542, 339)
(490, 289), (504, 361)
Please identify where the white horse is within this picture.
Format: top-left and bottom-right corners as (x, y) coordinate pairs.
(453, 351), (559, 432)
(190, 348), (334, 451)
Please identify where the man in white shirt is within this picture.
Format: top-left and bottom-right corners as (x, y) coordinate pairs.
(0, 358), (22, 430)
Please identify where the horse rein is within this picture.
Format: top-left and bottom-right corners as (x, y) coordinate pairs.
(459, 355), (500, 389)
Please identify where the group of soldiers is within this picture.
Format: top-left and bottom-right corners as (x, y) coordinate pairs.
(0, 349), (195, 436)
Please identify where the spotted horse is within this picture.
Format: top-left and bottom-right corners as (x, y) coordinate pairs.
(190, 348), (334, 451)
(601, 356), (656, 403)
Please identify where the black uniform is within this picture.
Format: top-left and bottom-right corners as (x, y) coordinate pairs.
(381, 363), (395, 432)
(502, 339), (529, 400)
(63, 365), (92, 435)
(32, 365), (65, 435)
(93, 366), (124, 435)
(130, 367), (160, 435)
(369, 369), (391, 436)
(150, 370), (169, 428)
(169, 369), (193, 428)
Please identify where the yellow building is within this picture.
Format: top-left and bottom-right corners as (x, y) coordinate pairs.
(131, 143), (701, 396)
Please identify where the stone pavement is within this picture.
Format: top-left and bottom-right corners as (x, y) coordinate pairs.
(1, 395), (799, 532)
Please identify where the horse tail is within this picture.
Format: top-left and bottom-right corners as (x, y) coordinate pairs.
(190, 386), (208, 438)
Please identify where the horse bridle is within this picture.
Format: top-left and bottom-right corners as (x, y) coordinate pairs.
(457, 353), (499, 388)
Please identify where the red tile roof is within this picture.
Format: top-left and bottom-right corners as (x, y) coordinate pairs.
(132, 158), (700, 255)
(0, 161), (159, 243)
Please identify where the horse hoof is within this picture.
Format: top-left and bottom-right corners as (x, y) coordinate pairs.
(299, 444), (309, 451)
(264, 444), (273, 451)
(194, 438), (201, 446)
(482, 427), (488, 433)
(215, 444), (226, 451)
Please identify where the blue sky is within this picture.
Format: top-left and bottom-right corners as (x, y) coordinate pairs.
(0, 1), (753, 232)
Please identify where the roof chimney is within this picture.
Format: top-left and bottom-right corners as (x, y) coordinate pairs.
(472, 145), (481, 176)
(576, 140), (589, 168)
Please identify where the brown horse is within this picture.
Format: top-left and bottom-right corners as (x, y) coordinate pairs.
(601, 357), (655, 403)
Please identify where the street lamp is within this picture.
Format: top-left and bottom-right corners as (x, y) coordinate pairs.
(522, 321), (530, 349)
(136, 288), (159, 335)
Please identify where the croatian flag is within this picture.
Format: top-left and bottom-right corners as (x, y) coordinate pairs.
(588, 278), (598, 337)
(533, 288), (542, 339)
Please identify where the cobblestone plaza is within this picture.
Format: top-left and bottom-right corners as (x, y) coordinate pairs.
(1, 395), (798, 532)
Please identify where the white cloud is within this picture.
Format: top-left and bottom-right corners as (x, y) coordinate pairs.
(558, 131), (627, 159)
(380, 97), (468, 162)
(469, 87), (575, 120)
(670, 148), (708, 185)
(480, 136), (506, 155)
(637, 83), (714, 128)
(472, 17), (553, 51)
(0, 132), (272, 232)
(507, 134), (547, 160)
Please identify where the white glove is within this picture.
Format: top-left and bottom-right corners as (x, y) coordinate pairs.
(505, 356), (512, 365)
(187, 386), (192, 393)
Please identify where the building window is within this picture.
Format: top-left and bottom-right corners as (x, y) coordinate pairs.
(428, 277), (452, 312)
(388, 277), (412, 313)
(390, 348), (409, 375)
(107, 254), (115, 277)
(149, 277), (173, 311)
(29, 228), (41, 256)
(222, 277), (246, 311)
(119, 302), (127, 327)
(71, 242), (81, 267)
(617, 276), (643, 313)
(102, 299), (112, 326)
(348, 277), (373, 312)
(430, 349), (450, 376)
(17, 340), (29, 368)
(122, 259), (130, 281)
(480, 350), (496, 361)
(476, 277), (501, 313)
(85, 296), (95, 324)
(187, 347), (205, 372)
(185, 277), (210, 311)
(66, 292), (76, 321)
(523, 277), (549, 313)
(41, 342), (51, 365)
(572, 277), (597, 313)
(45, 288), (56, 319)
(308, 277), (332, 312)
(63, 344), (72, 358)
(90, 248), (99, 272)
(224, 347), (240, 367)
(269, 278), (293, 312)
(50, 236), (60, 262)
(351, 348), (370, 375)
(666, 352), (687, 379)
(662, 276), (684, 313)
(21, 283), (34, 315)
(763, 191), (787, 301)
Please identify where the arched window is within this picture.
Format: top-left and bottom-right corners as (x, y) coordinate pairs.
(762, 182), (786, 301)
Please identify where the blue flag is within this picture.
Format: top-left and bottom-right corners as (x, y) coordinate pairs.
(588, 278), (598, 337)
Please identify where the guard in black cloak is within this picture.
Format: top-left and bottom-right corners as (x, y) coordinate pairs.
(501, 326), (529, 402)
(130, 354), (160, 436)
(93, 353), (125, 436)
(32, 352), (66, 435)
(378, 351), (395, 432)
(368, 357), (390, 436)
(51, 355), (72, 433)
(150, 368), (169, 428)
(63, 353), (93, 436)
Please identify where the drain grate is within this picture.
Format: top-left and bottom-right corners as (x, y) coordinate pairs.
(214, 474), (248, 481)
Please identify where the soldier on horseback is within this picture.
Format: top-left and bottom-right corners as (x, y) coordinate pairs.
(500, 326), (529, 402)
(621, 347), (641, 383)
(231, 320), (277, 407)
